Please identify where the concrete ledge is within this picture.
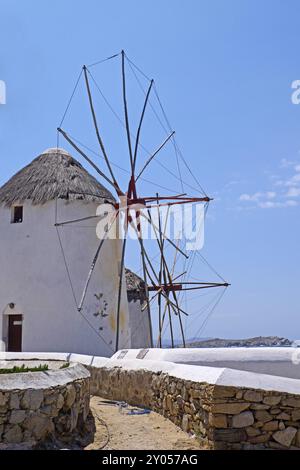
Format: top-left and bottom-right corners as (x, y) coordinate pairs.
(111, 348), (300, 380)
(90, 357), (300, 395)
(0, 363), (90, 391)
(112, 347), (300, 364)
(0, 352), (111, 368)
(0, 352), (71, 362)
(1, 351), (300, 394)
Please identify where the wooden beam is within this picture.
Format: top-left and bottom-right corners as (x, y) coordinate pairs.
(57, 128), (124, 196)
(83, 66), (121, 195)
(133, 79), (154, 174)
(121, 50), (134, 173)
(115, 230), (127, 352)
(78, 210), (119, 311)
(136, 131), (175, 181)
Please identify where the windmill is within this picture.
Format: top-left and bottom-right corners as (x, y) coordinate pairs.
(55, 51), (229, 352)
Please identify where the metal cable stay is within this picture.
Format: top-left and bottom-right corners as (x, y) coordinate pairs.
(54, 50), (230, 352)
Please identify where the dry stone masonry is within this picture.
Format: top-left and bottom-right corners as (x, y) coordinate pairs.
(2, 351), (300, 450)
(0, 363), (90, 448)
(88, 364), (300, 450)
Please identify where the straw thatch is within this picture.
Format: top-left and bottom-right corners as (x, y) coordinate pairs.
(0, 148), (115, 206)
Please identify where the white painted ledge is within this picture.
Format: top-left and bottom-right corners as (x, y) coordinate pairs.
(111, 347), (300, 380)
(0, 352), (111, 368)
(0, 363), (90, 390)
(111, 347), (300, 363)
(0, 352), (71, 362)
(97, 357), (300, 395)
(1, 350), (300, 395)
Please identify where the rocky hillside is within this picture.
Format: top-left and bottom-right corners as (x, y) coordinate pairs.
(182, 336), (292, 348)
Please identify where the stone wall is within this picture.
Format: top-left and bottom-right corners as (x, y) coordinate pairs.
(208, 385), (300, 449)
(88, 364), (300, 450)
(0, 363), (90, 448)
(2, 351), (300, 450)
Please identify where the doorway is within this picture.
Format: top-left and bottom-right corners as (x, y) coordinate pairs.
(7, 314), (22, 352)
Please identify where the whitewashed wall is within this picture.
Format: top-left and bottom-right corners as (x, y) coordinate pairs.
(128, 298), (152, 349)
(0, 199), (131, 356)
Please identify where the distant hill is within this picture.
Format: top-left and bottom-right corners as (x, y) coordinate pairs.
(181, 336), (292, 348)
(163, 337), (212, 347)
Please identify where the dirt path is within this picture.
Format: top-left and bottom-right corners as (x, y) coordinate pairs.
(85, 396), (202, 450)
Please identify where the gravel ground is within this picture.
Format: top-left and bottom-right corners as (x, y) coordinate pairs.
(85, 396), (203, 450)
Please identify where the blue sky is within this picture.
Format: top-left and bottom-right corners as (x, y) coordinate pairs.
(0, 0), (300, 341)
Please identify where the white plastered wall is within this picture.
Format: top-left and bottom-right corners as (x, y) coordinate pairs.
(0, 199), (131, 356)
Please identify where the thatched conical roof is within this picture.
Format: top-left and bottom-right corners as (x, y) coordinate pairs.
(0, 148), (115, 206)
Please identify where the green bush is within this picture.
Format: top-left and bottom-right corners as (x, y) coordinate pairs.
(0, 364), (49, 374)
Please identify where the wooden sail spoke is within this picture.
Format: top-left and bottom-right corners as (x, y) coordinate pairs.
(139, 237), (154, 348)
(168, 299), (186, 346)
(83, 66), (121, 194)
(161, 247), (186, 346)
(141, 289), (161, 311)
(127, 202), (154, 347)
(159, 291), (189, 316)
(115, 234), (127, 352)
(57, 128), (124, 196)
(55, 214), (101, 227)
(78, 238), (107, 312)
(172, 271), (187, 282)
(152, 208), (186, 346)
(144, 199), (210, 210)
(157, 196), (166, 347)
(129, 223), (186, 316)
(161, 255), (174, 348)
(148, 282), (229, 292)
(56, 54), (229, 351)
(156, 298), (170, 348)
(78, 210), (119, 312)
(143, 195), (211, 203)
(121, 50), (134, 173)
(136, 131), (175, 181)
(139, 211), (188, 259)
(133, 79), (154, 174)
(166, 295), (174, 348)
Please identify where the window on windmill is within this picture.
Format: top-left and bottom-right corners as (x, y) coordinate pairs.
(11, 206), (23, 224)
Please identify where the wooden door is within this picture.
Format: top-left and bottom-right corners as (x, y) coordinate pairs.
(8, 315), (22, 352)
